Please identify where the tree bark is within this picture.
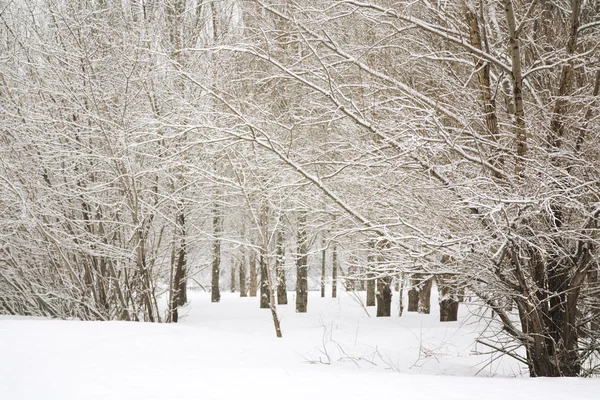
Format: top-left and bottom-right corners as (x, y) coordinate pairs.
(276, 228), (288, 305)
(366, 279), (376, 307)
(465, 4), (503, 177)
(249, 251), (257, 297)
(408, 282), (419, 312)
(418, 276), (433, 314)
(376, 276), (392, 317)
(211, 203), (222, 303)
(260, 251), (270, 309)
(504, 0), (528, 176)
(259, 204), (270, 309)
(295, 211), (308, 313)
(398, 273), (405, 317)
(366, 253), (376, 307)
(239, 253), (247, 297)
(321, 234), (327, 298)
(332, 241), (338, 298)
(230, 262), (236, 293)
(438, 275), (459, 322)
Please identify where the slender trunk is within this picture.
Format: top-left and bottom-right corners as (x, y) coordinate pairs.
(169, 212), (187, 322)
(295, 211), (308, 313)
(465, 4), (503, 176)
(230, 262), (236, 293)
(259, 203), (282, 337)
(321, 234), (327, 298)
(239, 224), (247, 297)
(176, 212), (187, 306)
(548, 0), (581, 150)
(504, 0), (527, 176)
(249, 251), (257, 297)
(211, 203), (221, 303)
(332, 241), (338, 298)
(589, 269), (600, 333)
(366, 250), (376, 306)
(239, 253), (248, 297)
(260, 251), (270, 309)
(276, 228), (288, 305)
(259, 205), (270, 309)
(398, 273), (405, 317)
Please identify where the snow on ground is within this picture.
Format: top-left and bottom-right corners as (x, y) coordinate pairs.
(1, 290), (598, 399)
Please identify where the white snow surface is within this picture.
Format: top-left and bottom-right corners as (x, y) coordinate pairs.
(1, 290), (598, 399)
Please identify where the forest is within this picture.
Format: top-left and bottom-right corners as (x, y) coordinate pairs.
(1, 0), (600, 382)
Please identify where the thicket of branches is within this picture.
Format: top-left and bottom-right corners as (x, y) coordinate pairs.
(1, 0), (599, 377)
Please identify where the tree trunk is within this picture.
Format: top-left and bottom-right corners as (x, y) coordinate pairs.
(239, 253), (247, 297)
(464, 4), (503, 176)
(408, 282), (419, 312)
(376, 276), (392, 317)
(260, 251), (270, 309)
(407, 274), (432, 313)
(295, 211), (308, 313)
(346, 264), (356, 291)
(589, 268), (600, 333)
(169, 211), (187, 322)
(332, 241), (338, 298)
(249, 252), (257, 297)
(230, 262), (236, 293)
(211, 204), (221, 303)
(418, 276), (433, 314)
(259, 205), (270, 309)
(276, 228), (287, 305)
(398, 273), (405, 317)
(366, 253), (376, 306)
(321, 234), (327, 298)
(504, 0), (528, 176)
(366, 279), (376, 307)
(437, 273), (459, 322)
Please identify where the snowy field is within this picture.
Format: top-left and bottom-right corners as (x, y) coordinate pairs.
(1, 289), (598, 400)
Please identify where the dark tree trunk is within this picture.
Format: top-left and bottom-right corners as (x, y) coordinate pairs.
(407, 274), (432, 313)
(332, 242), (338, 298)
(366, 253), (376, 306)
(260, 251), (270, 309)
(176, 215), (187, 307)
(169, 211), (187, 322)
(439, 299), (459, 322)
(230, 262), (236, 293)
(276, 228), (287, 305)
(407, 277), (419, 312)
(239, 254), (247, 297)
(589, 268), (600, 333)
(295, 212), (308, 313)
(249, 252), (257, 297)
(321, 235), (326, 298)
(398, 273), (405, 317)
(346, 265), (356, 291)
(211, 204), (222, 303)
(418, 276), (433, 314)
(358, 267), (366, 291)
(366, 279), (376, 307)
(260, 205), (270, 309)
(438, 274), (459, 322)
(376, 276), (392, 317)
